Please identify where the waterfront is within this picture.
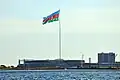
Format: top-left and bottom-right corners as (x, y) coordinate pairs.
(0, 69), (120, 80)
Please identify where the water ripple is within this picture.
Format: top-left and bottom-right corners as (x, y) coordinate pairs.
(0, 69), (120, 80)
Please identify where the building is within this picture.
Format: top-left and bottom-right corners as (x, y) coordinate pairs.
(17, 52), (120, 69)
(17, 59), (85, 69)
(98, 52), (115, 64)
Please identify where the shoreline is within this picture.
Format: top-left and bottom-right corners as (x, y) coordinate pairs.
(0, 68), (120, 70)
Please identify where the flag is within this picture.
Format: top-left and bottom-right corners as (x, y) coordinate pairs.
(43, 10), (60, 25)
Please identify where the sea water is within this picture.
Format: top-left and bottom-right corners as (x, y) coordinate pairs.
(0, 69), (120, 80)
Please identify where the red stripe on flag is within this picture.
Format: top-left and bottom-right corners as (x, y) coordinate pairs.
(48, 14), (59, 20)
(43, 14), (59, 22)
(53, 14), (59, 18)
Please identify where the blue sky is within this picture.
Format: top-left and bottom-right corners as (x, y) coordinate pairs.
(0, 0), (120, 66)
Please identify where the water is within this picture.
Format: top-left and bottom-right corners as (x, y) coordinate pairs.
(0, 69), (120, 80)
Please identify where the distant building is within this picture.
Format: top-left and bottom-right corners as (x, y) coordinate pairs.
(98, 52), (115, 64)
(17, 59), (85, 69)
(17, 52), (120, 69)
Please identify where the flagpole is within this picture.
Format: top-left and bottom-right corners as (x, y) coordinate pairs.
(58, 12), (61, 60)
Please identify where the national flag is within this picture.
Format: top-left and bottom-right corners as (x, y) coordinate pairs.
(43, 10), (60, 25)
